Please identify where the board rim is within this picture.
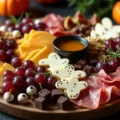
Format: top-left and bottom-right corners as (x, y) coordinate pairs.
(0, 96), (120, 120)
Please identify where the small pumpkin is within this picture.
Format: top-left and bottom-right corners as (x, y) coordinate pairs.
(0, 0), (29, 16)
(112, 1), (120, 24)
(36, 0), (59, 4)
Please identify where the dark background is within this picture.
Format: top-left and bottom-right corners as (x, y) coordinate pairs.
(0, 0), (120, 120)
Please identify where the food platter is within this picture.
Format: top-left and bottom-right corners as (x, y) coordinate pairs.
(0, 5), (120, 120)
(0, 96), (120, 120)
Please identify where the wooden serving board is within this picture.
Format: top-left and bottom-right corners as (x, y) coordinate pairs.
(0, 96), (120, 120)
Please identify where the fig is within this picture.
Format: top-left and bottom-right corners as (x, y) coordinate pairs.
(73, 11), (89, 25)
(73, 11), (85, 19)
(89, 14), (100, 25)
(64, 16), (76, 30)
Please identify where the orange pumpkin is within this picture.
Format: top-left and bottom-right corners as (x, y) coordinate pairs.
(112, 1), (120, 24)
(36, 0), (59, 4)
(0, 0), (29, 16)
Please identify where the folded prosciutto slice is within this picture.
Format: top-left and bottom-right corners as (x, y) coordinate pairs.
(42, 13), (64, 30)
(42, 13), (73, 37)
(72, 67), (120, 109)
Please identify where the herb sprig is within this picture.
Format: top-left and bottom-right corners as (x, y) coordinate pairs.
(67, 0), (119, 17)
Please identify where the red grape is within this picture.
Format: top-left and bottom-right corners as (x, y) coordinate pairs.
(108, 59), (120, 72)
(5, 20), (14, 27)
(96, 61), (111, 73)
(7, 26), (15, 32)
(0, 40), (6, 50)
(25, 68), (35, 78)
(6, 40), (17, 49)
(35, 22), (47, 31)
(117, 57), (120, 63)
(6, 49), (15, 61)
(3, 76), (13, 82)
(25, 77), (36, 86)
(11, 57), (22, 68)
(115, 37), (120, 44)
(36, 65), (47, 73)
(115, 43), (120, 50)
(47, 76), (57, 89)
(0, 50), (7, 61)
(3, 70), (14, 78)
(2, 81), (14, 93)
(13, 76), (25, 90)
(15, 23), (24, 31)
(22, 24), (33, 34)
(23, 60), (35, 69)
(35, 74), (46, 85)
(22, 18), (32, 24)
(6, 49), (14, 55)
(105, 39), (116, 51)
(14, 67), (25, 78)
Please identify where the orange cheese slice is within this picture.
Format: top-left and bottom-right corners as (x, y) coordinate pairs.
(24, 49), (40, 61)
(15, 30), (56, 66)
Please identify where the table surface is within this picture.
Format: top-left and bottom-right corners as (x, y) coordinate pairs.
(0, 0), (120, 120)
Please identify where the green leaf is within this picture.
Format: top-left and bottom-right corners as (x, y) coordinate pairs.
(67, 0), (119, 17)
(9, 16), (17, 23)
(9, 13), (24, 24)
(17, 13), (24, 24)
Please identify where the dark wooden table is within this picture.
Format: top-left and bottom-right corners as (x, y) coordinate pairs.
(0, 0), (120, 120)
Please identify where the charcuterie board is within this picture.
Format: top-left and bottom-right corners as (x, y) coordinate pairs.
(1, 8), (120, 120)
(0, 96), (120, 120)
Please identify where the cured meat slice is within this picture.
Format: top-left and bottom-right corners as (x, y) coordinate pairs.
(72, 68), (120, 109)
(42, 13), (73, 37)
(98, 67), (120, 85)
(48, 27), (73, 37)
(42, 13), (64, 30)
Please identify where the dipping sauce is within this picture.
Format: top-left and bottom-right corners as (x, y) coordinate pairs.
(57, 39), (85, 51)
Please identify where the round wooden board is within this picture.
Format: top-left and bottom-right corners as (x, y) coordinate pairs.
(0, 96), (120, 120)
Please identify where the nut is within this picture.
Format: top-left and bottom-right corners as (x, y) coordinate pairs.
(86, 36), (106, 58)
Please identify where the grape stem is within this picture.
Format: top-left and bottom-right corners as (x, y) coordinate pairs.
(99, 55), (111, 63)
(39, 83), (42, 89)
(35, 72), (51, 78)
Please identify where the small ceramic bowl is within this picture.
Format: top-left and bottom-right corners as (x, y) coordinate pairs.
(53, 36), (89, 63)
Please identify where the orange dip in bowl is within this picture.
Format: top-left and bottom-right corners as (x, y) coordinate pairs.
(57, 39), (85, 51)
(53, 35), (88, 63)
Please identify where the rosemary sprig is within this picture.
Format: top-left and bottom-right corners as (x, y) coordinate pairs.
(108, 48), (120, 61)
(67, 0), (119, 17)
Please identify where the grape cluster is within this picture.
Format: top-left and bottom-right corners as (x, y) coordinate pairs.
(5, 18), (47, 35)
(0, 38), (18, 63)
(96, 37), (120, 73)
(2, 60), (57, 102)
